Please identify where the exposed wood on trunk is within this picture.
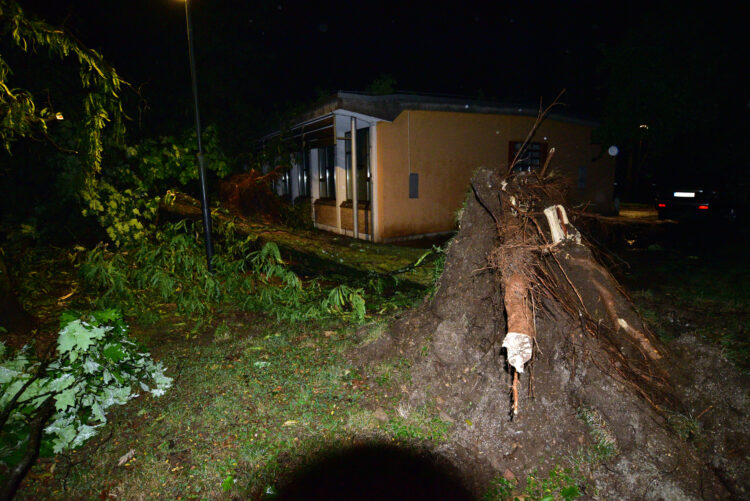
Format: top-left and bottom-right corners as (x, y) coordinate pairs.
(591, 279), (662, 361)
(562, 252), (664, 362)
(501, 270), (535, 415)
(503, 273), (534, 339)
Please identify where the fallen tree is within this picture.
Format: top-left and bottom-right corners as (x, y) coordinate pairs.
(352, 165), (749, 499)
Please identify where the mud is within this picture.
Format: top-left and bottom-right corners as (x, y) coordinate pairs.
(351, 168), (749, 499)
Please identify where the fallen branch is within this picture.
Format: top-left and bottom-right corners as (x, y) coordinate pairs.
(0, 397), (56, 501)
(695, 404), (714, 420)
(380, 245), (444, 278)
(506, 89), (566, 176)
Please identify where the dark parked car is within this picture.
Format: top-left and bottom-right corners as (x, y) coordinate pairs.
(655, 186), (734, 220)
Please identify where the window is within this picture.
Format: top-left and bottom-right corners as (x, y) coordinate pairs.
(409, 173), (419, 198)
(509, 141), (548, 173)
(297, 151), (310, 198)
(318, 145), (335, 199)
(345, 127), (370, 201)
(279, 168), (292, 199)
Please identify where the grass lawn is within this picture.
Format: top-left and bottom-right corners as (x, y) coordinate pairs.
(23, 314), (447, 499)
(8, 217), (749, 499)
(613, 224), (750, 371)
(10, 226), (449, 500)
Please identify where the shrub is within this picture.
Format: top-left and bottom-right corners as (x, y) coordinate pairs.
(0, 309), (171, 495)
(79, 220), (369, 325)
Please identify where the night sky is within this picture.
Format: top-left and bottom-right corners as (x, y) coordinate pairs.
(15, 1), (748, 161)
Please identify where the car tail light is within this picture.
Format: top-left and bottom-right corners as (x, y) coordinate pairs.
(657, 203), (666, 208)
(698, 205), (709, 210)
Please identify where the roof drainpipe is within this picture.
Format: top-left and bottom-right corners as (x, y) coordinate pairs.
(351, 116), (358, 239)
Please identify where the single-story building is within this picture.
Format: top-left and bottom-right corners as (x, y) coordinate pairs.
(261, 92), (615, 243)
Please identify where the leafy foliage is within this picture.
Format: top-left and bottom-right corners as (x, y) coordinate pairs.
(1, 2), (232, 248)
(385, 407), (451, 442)
(278, 198), (314, 230)
(365, 74), (397, 95)
(80, 220), (369, 325)
(81, 126), (229, 246)
(323, 285), (367, 324)
(427, 245), (446, 297)
(575, 406), (618, 460)
(134, 126), (231, 186)
(1, 0), (127, 245)
(0, 309), (171, 472)
(0, 0), (124, 173)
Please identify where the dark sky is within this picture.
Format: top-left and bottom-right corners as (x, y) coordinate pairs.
(15, 0), (745, 152)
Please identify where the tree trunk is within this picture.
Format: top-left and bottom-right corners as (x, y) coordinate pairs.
(159, 191), (257, 236)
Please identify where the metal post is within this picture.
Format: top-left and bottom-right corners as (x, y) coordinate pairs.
(351, 116), (358, 239)
(185, 0), (214, 272)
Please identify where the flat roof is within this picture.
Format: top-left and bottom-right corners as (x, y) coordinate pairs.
(288, 91), (600, 128)
(259, 91), (600, 148)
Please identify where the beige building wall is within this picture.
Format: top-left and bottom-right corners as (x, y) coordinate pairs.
(374, 110), (614, 241)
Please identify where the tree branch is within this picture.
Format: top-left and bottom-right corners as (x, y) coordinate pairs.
(0, 396), (55, 501)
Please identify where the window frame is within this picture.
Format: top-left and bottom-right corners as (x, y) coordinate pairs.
(344, 127), (371, 202)
(297, 150), (310, 198)
(508, 141), (548, 173)
(317, 145), (335, 199)
(279, 168), (292, 198)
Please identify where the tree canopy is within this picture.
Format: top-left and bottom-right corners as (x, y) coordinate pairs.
(0, 0), (125, 179)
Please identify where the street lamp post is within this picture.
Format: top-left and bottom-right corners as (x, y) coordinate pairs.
(183, 0), (214, 272)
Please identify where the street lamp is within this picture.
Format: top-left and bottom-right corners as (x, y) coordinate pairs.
(182, 0), (214, 272)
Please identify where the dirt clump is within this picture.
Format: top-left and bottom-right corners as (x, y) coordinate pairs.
(352, 167), (747, 499)
(670, 335), (750, 498)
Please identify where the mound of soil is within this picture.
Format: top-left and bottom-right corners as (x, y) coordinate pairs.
(352, 168), (749, 499)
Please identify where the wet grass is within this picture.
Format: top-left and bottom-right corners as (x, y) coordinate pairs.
(17, 308), (454, 499)
(613, 222), (750, 371)
(8, 229), (450, 500)
(227, 219), (442, 287)
(9, 216), (748, 498)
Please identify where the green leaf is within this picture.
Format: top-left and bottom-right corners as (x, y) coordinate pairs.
(222, 475), (234, 492)
(59, 311), (80, 328)
(54, 388), (77, 411)
(47, 373), (74, 393)
(103, 343), (126, 362)
(50, 424), (77, 453)
(561, 485), (581, 499)
(92, 309), (120, 324)
(57, 321), (107, 361)
(0, 365), (21, 385)
(82, 358), (101, 374)
(57, 321), (83, 354)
